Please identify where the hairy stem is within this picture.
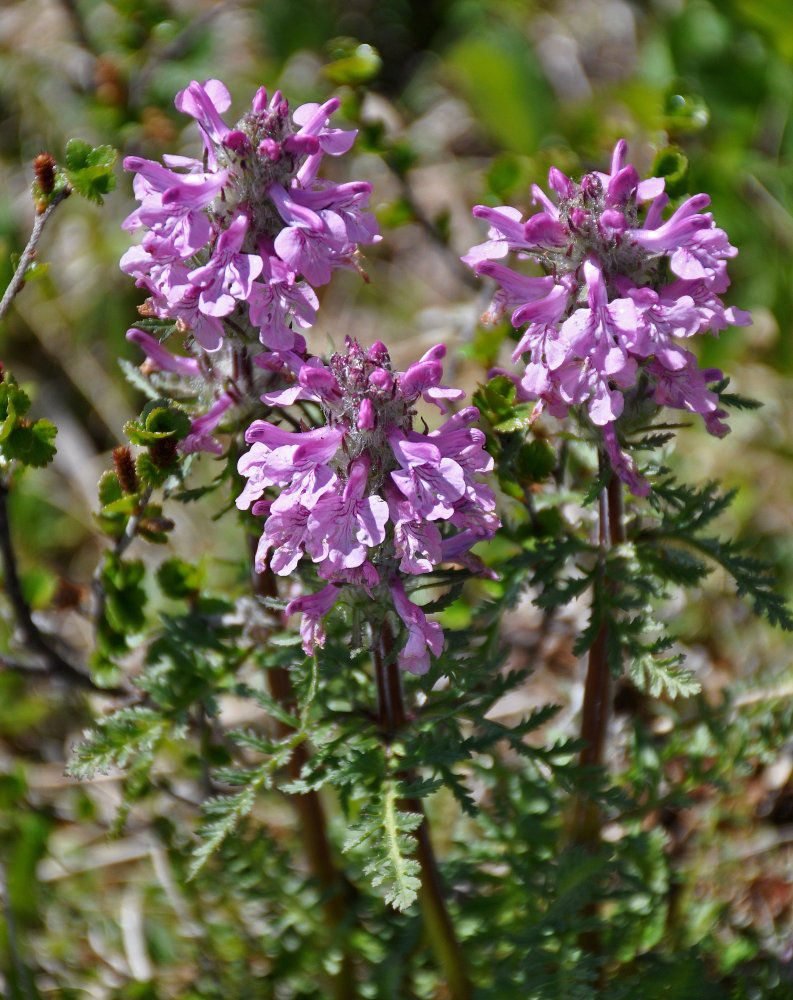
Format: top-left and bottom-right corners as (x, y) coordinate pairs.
(374, 618), (472, 1000)
(571, 459), (624, 846)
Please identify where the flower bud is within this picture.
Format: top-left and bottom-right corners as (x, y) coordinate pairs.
(33, 152), (56, 195)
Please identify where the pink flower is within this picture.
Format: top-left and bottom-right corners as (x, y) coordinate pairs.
(123, 78), (379, 361)
(286, 584), (340, 655)
(463, 139), (751, 494)
(239, 338), (500, 669)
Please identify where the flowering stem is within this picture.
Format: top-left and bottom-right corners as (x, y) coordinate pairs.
(374, 619), (472, 1000)
(570, 456), (624, 847)
(248, 539), (357, 998)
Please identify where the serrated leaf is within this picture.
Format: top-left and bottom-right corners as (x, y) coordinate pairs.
(68, 707), (166, 779)
(631, 655), (701, 699)
(97, 470), (123, 506)
(189, 787), (256, 879)
(64, 139), (117, 204)
(1, 418), (57, 467)
(102, 492), (144, 515)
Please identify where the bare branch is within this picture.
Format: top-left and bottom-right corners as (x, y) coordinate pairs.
(0, 188), (71, 325)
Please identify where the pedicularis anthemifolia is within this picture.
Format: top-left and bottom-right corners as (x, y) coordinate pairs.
(55, 73), (789, 997)
(236, 338), (499, 673)
(122, 78), (380, 451)
(463, 140), (751, 494)
(122, 78), (499, 673)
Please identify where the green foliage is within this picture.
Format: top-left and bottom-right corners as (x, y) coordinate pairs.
(156, 556), (205, 599)
(651, 145), (690, 198)
(342, 750), (424, 911)
(474, 376), (556, 499)
(3, 2), (793, 996)
(93, 551), (147, 657)
(124, 400), (192, 447)
(0, 373), (57, 468)
(645, 479), (793, 630)
(62, 139), (117, 205)
(68, 706), (171, 779)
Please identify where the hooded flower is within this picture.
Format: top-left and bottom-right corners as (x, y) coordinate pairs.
(124, 80), (380, 364)
(464, 139), (751, 495)
(122, 78), (381, 455)
(238, 338), (500, 672)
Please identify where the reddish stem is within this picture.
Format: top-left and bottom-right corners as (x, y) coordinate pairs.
(571, 459), (624, 846)
(248, 537), (356, 997)
(373, 618), (472, 1000)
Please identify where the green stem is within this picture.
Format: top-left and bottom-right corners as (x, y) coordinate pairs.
(374, 618), (472, 1000)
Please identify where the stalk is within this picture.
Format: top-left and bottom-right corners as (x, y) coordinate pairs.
(248, 537), (357, 999)
(373, 618), (472, 1000)
(570, 455), (624, 846)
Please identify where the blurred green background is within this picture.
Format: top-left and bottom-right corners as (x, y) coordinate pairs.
(2, 0), (793, 994)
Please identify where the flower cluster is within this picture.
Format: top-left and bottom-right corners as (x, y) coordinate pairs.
(121, 79), (380, 452)
(236, 339), (500, 673)
(463, 140), (751, 495)
(123, 78), (379, 354)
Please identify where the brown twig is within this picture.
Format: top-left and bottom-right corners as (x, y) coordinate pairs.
(0, 480), (125, 695)
(0, 188), (71, 325)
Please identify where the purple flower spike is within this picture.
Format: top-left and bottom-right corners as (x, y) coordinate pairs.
(464, 139), (751, 494)
(239, 337), (500, 671)
(123, 77), (379, 364)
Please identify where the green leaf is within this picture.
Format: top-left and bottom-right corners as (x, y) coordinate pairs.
(515, 439), (556, 483)
(135, 450), (176, 487)
(63, 139), (117, 204)
(651, 146), (689, 199)
(631, 654), (701, 699)
(21, 259), (51, 283)
(157, 557), (205, 599)
(68, 707), (167, 779)
(494, 403), (537, 433)
(189, 787), (256, 878)
(1, 418), (57, 467)
(125, 401), (191, 446)
(97, 470), (123, 507)
(99, 553), (147, 637)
